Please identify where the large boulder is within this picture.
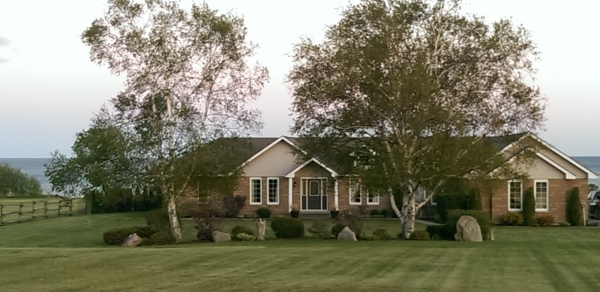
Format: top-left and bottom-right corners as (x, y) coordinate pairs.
(454, 215), (483, 242)
(212, 231), (232, 243)
(121, 233), (142, 247)
(337, 226), (357, 241)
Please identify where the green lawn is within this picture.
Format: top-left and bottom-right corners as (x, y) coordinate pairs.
(1, 214), (600, 291)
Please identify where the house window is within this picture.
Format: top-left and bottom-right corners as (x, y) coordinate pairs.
(534, 180), (548, 210)
(267, 178), (279, 205)
(250, 178), (261, 205)
(349, 179), (362, 205)
(367, 193), (379, 205)
(508, 180), (522, 210)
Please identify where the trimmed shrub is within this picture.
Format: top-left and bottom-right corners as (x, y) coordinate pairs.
(407, 230), (430, 240)
(222, 195), (246, 217)
(271, 217), (305, 238)
(499, 213), (524, 226)
(256, 207), (272, 218)
(522, 187), (535, 226)
(380, 209), (389, 218)
(236, 233), (257, 241)
(535, 214), (555, 226)
(426, 224), (454, 240)
(372, 228), (394, 240)
(559, 221), (571, 227)
(146, 208), (171, 233)
(103, 226), (156, 245)
(331, 223), (346, 237)
(231, 225), (255, 238)
(149, 230), (175, 245)
(566, 187), (583, 226)
(370, 209), (380, 217)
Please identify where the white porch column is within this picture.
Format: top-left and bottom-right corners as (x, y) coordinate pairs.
(288, 177), (293, 212)
(334, 178), (339, 211)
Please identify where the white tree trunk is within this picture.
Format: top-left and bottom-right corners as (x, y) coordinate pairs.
(166, 193), (182, 242)
(390, 191), (417, 239)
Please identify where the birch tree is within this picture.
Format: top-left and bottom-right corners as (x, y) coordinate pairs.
(287, 0), (545, 238)
(82, 0), (268, 242)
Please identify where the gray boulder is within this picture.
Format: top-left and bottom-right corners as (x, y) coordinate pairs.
(337, 226), (357, 241)
(212, 231), (232, 243)
(121, 233), (142, 247)
(454, 215), (483, 242)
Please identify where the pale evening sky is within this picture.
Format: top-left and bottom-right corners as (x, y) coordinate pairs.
(0, 0), (599, 158)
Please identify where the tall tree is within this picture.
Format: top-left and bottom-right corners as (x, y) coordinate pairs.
(287, 0), (544, 238)
(81, 0), (268, 242)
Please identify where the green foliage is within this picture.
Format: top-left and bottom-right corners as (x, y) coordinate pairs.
(308, 221), (329, 235)
(559, 221), (571, 227)
(0, 163), (42, 197)
(193, 208), (221, 241)
(339, 210), (365, 238)
(149, 231), (175, 245)
(370, 209), (380, 216)
(447, 209), (491, 240)
(222, 195), (246, 217)
(256, 207), (272, 218)
(331, 223), (346, 237)
(379, 209), (389, 218)
(236, 233), (257, 241)
(589, 184), (598, 192)
(426, 224), (455, 241)
(435, 179), (482, 222)
(407, 230), (430, 240)
(522, 187), (536, 226)
(535, 214), (555, 227)
(231, 225), (255, 238)
(145, 208), (171, 232)
(271, 218), (305, 238)
(103, 226), (155, 245)
(566, 187), (583, 226)
(499, 213), (524, 226)
(372, 229), (394, 240)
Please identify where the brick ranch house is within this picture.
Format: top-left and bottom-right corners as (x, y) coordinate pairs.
(230, 133), (596, 222)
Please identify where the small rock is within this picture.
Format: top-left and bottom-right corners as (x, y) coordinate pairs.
(212, 231), (232, 243)
(337, 226), (357, 241)
(121, 233), (142, 247)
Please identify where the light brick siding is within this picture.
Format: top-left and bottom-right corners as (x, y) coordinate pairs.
(481, 178), (588, 222)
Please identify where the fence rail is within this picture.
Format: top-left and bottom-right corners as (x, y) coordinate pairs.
(0, 199), (87, 225)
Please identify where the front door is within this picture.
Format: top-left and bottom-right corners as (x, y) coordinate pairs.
(302, 179), (327, 210)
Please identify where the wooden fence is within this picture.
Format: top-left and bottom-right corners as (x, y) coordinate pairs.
(0, 199), (87, 225)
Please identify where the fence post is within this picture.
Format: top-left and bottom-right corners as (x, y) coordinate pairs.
(32, 200), (36, 219)
(0, 203), (3, 225)
(69, 201), (73, 216)
(58, 201), (62, 216)
(44, 201), (48, 218)
(18, 203), (23, 223)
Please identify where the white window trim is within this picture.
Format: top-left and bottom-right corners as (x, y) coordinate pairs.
(508, 180), (523, 211)
(349, 179), (362, 205)
(249, 177), (262, 205)
(534, 179), (549, 211)
(367, 193), (379, 205)
(430, 194), (437, 206)
(267, 177), (279, 205)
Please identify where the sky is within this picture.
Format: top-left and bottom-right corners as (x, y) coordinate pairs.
(0, 0), (599, 158)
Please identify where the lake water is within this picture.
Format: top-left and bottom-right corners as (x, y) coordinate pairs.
(1, 157), (600, 194)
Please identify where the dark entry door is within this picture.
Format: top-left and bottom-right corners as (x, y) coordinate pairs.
(302, 179), (327, 210)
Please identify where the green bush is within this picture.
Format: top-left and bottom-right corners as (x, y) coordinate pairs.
(372, 228), (394, 240)
(559, 221), (571, 227)
(434, 179), (482, 221)
(231, 225), (255, 238)
(194, 208), (221, 241)
(103, 226), (156, 245)
(236, 233), (257, 241)
(256, 207), (272, 218)
(566, 187), (583, 226)
(426, 224), (454, 240)
(522, 187), (535, 226)
(407, 230), (430, 240)
(447, 209), (491, 240)
(271, 217), (305, 238)
(308, 221), (329, 235)
(535, 214), (555, 226)
(0, 163), (42, 197)
(146, 208), (171, 232)
(370, 209), (380, 216)
(380, 209), (389, 218)
(331, 223), (346, 237)
(149, 230), (175, 245)
(499, 212), (524, 226)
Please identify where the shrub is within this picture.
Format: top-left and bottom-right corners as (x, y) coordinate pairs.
(566, 187), (583, 226)
(535, 214), (555, 226)
(372, 228), (394, 240)
(103, 226), (156, 245)
(256, 207), (272, 218)
(146, 208), (171, 232)
(559, 221), (571, 227)
(231, 225), (255, 238)
(370, 209), (380, 217)
(499, 212), (523, 226)
(447, 209), (491, 239)
(271, 217), (305, 238)
(380, 209), (389, 218)
(339, 209), (365, 238)
(177, 197), (201, 218)
(193, 208), (221, 241)
(308, 221), (329, 235)
(522, 187), (535, 226)
(331, 223), (346, 237)
(149, 230), (175, 245)
(407, 230), (430, 240)
(222, 195), (246, 217)
(0, 163), (42, 197)
(236, 233), (257, 241)
(426, 224), (454, 240)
